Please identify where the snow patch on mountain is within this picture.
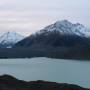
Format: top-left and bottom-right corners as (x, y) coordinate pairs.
(38, 20), (90, 37)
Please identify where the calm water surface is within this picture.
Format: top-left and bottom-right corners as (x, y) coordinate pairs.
(0, 57), (90, 88)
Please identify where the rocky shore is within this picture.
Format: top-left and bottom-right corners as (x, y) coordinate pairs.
(0, 75), (89, 90)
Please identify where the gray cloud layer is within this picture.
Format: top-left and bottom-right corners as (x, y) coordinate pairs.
(0, 0), (90, 36)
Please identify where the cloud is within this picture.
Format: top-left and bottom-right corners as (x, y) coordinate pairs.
(0, 0), (90, 36)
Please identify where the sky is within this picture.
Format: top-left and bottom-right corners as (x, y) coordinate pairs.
(0, 0), (90, 36)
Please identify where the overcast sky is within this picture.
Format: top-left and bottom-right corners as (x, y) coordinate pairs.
(0, 0), (90, 36)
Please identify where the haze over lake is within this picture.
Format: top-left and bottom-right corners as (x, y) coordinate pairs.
(0, 57), (90, 88)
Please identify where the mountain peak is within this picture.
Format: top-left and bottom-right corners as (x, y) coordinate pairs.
(0, 31), (25, 48)
(5, 31), (18, 37)
(38, 20), (90, 37)
(7, 31), (17, 34)
(54, 20), (73, 27)
(56, 20), (71, 24)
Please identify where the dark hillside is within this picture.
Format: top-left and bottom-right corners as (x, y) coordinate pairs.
(0, 75), (89, 90)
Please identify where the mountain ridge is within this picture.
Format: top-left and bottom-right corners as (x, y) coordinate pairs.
(37, 20), (90, 37)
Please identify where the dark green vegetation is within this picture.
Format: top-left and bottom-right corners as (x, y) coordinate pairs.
(0, 74), (89, 90)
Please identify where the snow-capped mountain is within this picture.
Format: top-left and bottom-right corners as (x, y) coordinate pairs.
(38, 20), (90, 37)
(0, 31), (25, 48)
(14, 20), (90, 48)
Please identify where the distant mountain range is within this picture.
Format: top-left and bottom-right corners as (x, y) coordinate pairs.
(0, 31), (25, 48)
(14, 20), (90, 48)
(0, 20), (90, 59)
(0, 20), (90, 48)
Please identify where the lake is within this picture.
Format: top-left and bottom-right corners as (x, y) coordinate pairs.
(0, 57), (90, 88)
